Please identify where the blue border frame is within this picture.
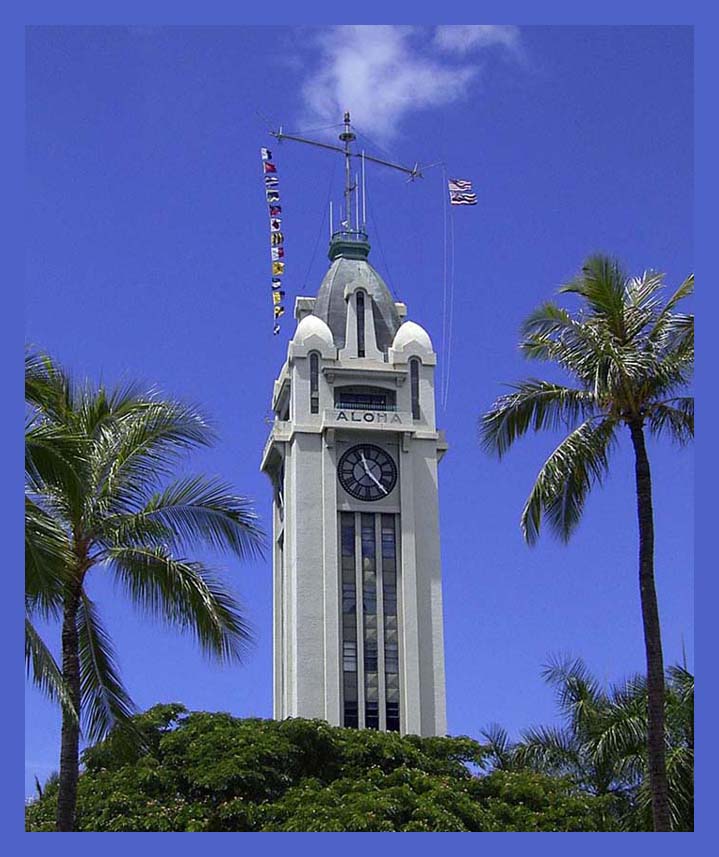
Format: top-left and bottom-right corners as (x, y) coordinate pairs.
(6, 2), (709, 853)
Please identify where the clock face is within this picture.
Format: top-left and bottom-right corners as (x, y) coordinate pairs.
(338, 444), (397, 501)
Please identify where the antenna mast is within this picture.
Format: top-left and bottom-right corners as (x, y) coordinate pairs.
(270, 112), (421, 245)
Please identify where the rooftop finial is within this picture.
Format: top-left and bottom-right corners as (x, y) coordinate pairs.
(338, 111), (358, 235)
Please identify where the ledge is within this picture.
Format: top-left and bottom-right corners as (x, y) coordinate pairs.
(322, 364), (408, 386)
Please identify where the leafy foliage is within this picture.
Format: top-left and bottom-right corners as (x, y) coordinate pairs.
(481, 659), (694, 831)
(25, 708), (618, 832)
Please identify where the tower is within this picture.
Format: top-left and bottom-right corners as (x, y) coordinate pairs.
(261, 229), (448, 736)
(260, 114), (447, 735)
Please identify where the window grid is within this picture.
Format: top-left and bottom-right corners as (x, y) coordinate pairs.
(361, 514), (379, 729)
(340, 511), (400, 732)
(381, 514), (400, 731)
(341, 512), (358, 727)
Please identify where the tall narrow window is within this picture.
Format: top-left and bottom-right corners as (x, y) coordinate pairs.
(361, 514), (379, 728)
(356, 291), (366, 357)
(382, 514), (400, 731)
(341, 513), (358, 727)
(309, 352), (319, 414)
(410, 358), (420, 420)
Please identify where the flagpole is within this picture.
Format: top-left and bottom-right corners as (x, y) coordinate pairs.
(339, 111), (355, 232)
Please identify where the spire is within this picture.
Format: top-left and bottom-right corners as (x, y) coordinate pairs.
(328, 111), (370, 260)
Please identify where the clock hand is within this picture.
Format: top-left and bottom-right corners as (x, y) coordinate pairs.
(360, 453), (388, 494)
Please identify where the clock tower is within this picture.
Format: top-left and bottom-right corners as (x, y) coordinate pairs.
(260, 229), (448, 736)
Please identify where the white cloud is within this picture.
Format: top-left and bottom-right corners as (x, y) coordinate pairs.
(434, 24), (520, 55)
(300, 25), (520, 142)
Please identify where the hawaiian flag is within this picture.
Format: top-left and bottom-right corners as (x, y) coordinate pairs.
(448, 178), (477, 205)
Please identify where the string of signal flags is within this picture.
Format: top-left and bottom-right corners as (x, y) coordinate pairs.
(260, 146), (286, 335)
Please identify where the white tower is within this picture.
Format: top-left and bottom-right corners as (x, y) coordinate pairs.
(261, 228), (448, 736)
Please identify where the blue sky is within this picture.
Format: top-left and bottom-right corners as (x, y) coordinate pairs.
(25, 25), (693, 797)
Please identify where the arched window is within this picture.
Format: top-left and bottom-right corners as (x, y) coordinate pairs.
(310, 352), (320, 414)
(410, 358), (420, 420)
(356, 290), (366, 358)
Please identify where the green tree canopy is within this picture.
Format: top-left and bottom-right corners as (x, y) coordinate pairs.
(26, 707), (618, 832)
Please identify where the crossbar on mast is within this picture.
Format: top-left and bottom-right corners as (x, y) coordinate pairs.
(271, 129), (422, 179)
(270, 112), (421, 247)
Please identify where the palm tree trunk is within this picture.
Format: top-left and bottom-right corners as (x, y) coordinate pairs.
(56, 581), (82, 831)
(628, 420), (671, 831)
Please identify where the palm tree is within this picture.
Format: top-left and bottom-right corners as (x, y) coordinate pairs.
(25, 350), (264, 831)
(507, 657), (694, 830)
(479, 256), (693, 830)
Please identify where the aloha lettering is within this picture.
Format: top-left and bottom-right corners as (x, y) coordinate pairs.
(334, 410), (403, 425)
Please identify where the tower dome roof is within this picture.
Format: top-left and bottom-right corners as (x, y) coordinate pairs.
(292, 313), (335, 348)
(313, 254), (401, 351)
(392, 320), (433, 353)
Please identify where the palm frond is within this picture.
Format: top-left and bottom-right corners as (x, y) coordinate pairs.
(25, 422), (87, 494)
(521, 418), (617, 544)
(25, 349), (73, 422)
(515, 724), (582, 778)
(480, 380), (596, 458)
(24, 496), (71, 618)
(479, 723), (516, 770)
(92, 399), (217, 510)
(108, 546), (252, 663)
(560, 255), (629, 341)
(98, 475), (264, 560)
(25, 617), (78, 723)
(520, 302), (586, 354)
(540, 655), (612, 754)
(625, 270), (665, 313)
(647, 273), (694, 343)
(77, 591), (137, 744)
(646, 398), (693, 445)
(667, 665), (694, 703)
(663, 312), (694, 358)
